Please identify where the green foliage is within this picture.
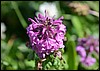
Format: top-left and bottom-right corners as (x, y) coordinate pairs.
(66, 36), (78, 70)
(71, 15), (84, 37)
(42, 54), (67, 70)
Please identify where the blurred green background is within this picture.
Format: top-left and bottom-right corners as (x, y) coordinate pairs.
(1, 1), (99, 70)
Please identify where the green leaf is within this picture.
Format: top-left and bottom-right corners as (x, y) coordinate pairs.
(46, 64), (50, 69)
(27, 51), (34, 60)
(67, 40), (78, 70)
(86, 1), (99, 11)
(71, 15), (84, 38)
(48, 62), (52, 66)
(59, 48), (64, 53)
(11, 1), (27, 29)
(24, 59), (35, 68)
(53, 58), (58, 66)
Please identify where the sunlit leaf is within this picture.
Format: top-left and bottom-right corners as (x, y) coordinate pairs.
(71, 15), (84, 37)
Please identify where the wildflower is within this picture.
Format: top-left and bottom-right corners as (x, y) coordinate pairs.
(68, 2), (90, 15)
(26, 10), (66, 59)
(81, 56), (96, 66)
(76, 46), (86, 57)
(76, 36), (99, 66)
(37, 2), (59, 18)
(68, 2), (99, 17)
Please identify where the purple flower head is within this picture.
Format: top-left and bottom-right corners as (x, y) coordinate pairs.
(76, 36), (99, 66)
(26, 10), (66, 59)
(94, 46), (99, 54)
(76, 46), (86, 57)
(81, 56), (96, 66)
(77, 36), (99, 54)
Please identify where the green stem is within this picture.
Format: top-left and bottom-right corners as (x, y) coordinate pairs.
(11, 1), (27, 29)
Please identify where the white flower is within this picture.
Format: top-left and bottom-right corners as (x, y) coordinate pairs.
(37, 2), (59, 18)
(1, 22), (6, 40)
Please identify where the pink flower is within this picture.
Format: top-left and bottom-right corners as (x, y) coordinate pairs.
(81, 56), (96, 66)
(26, 10), (66, 59)
(76, 36), (99, 66)
(76, 46), (86, 57)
